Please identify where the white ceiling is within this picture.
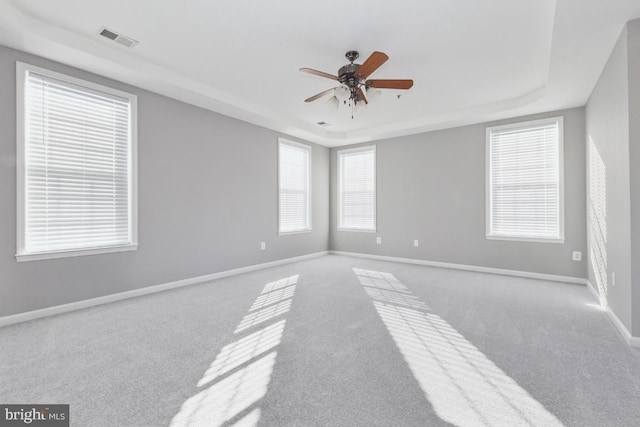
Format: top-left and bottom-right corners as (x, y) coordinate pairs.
(0, 0), (639, 146)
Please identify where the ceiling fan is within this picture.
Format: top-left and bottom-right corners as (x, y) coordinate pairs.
(300, 50), (413, 117)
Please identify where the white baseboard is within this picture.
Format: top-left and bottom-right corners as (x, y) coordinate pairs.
(330, 250), (587, 285)
(332, 250), (640, 347)
(5, 249), (639, 348)
(606, 309), (635, 346)
(585, 278), (601, 303)
(584, 280), (640, 348)
(0, 251), (328, 328)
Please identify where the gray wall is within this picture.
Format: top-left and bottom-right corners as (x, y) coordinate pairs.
(586, 25), (633, 333)
(330, 108), (587, 279)
(0, 45), (329, 317)
(627, 20), (640, 336)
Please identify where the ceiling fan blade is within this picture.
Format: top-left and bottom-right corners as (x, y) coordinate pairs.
(367, 79), (414, 90)
(355, 51), (389, 79)
(304, 88), (335, 102)
(356, 88), (368, 104)
(300, 68), (339, 81)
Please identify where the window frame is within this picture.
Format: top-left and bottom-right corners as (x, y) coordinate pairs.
(278, 137), (312, 235)
(337, 145), (377, 233)
(485, 116), (565, 244)
(15, 61), (138, 262)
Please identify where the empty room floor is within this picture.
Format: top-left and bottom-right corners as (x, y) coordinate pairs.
(1, 254), (639, 426)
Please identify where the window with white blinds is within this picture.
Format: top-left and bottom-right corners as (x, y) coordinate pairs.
(16, 63), (137, 261)
(278, 139), (311, 234)
(486, 117), (564, 242)
(338, 146), (376, 231)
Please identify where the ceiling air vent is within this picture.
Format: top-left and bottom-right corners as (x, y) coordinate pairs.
(98, 27), (138, 48)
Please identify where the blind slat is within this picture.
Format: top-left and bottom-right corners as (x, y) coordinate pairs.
(279, 141), (311, 233)
(22, 69), (134, 254)
(488, 119), (562, 240)
(339, 147), (375, 231)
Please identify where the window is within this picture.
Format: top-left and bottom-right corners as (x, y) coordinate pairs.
(16, 62), (138, 261)
(486, 117), (564, 243)
(338, 145), (376, 232)
(278, 138), (311, 234)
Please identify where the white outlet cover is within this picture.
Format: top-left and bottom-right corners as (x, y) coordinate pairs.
(414, 240), (419, 247)
(572, 251), (582, 261)
(376, 237), (382, 244)
(260, 242), (266, 250)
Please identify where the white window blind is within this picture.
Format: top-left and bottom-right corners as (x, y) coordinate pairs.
(17, 63), (137, 260)
(338, 146), (376, 231)
(487, 117), (564, 242)
(278, 139), (311, 233)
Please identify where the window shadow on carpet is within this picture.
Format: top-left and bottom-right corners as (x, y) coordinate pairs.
(170, 275), (298, 427)
(354, 268), (564, 427)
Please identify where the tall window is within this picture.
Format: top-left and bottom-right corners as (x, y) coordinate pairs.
(338, 145), (376, 231)
(486, 117), (564, 242)
(16, 62), (138, 261)
(278, 139), (311, 234)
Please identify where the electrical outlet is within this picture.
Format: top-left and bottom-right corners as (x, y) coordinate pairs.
(376, 236), (382, 244)
(612, 272), (616, 287)
(260, 242), (266, 250)
(413, 240), (419, 247)
(572, 251), (582, 261)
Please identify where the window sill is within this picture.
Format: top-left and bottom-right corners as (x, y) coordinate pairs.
(337, 228), (377, 233)
(16, 244), (139, 262)
(486, 235), (565, 244)
(279, 229), (312, 236)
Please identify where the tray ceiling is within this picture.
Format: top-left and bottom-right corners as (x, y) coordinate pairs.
(0, 0), (639, 146)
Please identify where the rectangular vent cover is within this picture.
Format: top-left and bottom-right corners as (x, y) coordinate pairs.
(98, 27), (138, 48)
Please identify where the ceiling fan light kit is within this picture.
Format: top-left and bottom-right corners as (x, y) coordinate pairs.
(326, 95), (340, 110)
(334, 84), (351, 101)
(301, 50), (414, 118)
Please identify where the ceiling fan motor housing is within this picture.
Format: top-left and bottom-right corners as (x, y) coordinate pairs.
(338, 63), (362, 88)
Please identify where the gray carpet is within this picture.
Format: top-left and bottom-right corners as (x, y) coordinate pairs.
(1, 254), (639, 426)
